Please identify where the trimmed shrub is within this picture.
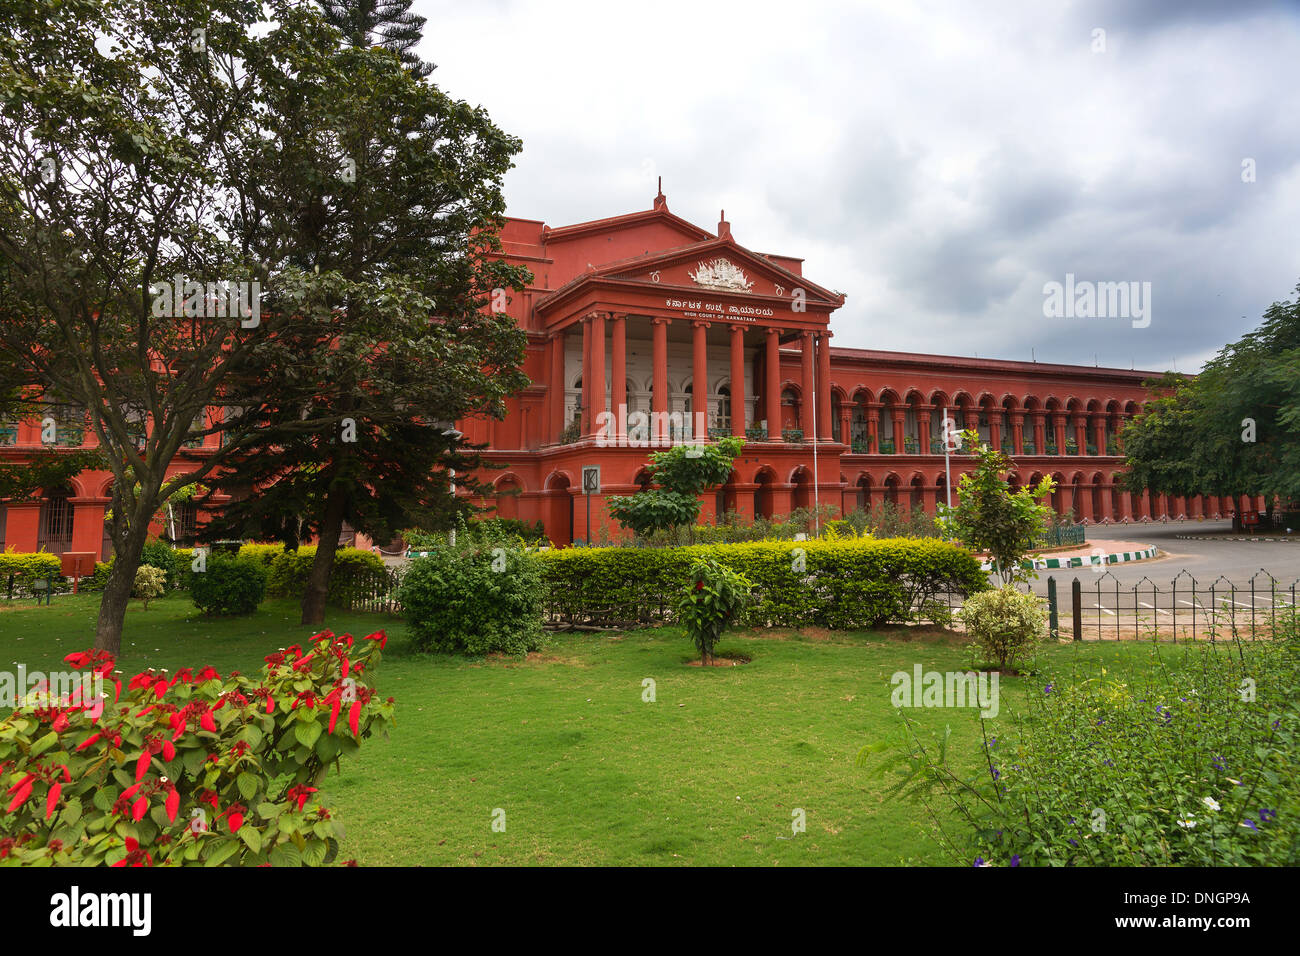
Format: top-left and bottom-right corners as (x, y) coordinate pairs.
(266, 546), (385, 602)
(537, 537), (988, 630)
(959, 585), (1046, 670)
(190, 555), (268, 616)
(0, 631), (395, 865)
(237, 543), (287, 567)
(80, 561), (113, 593)
(133, 564), (168, 610)
(398, 545), (545, 655)
(0, 550), (63, 598)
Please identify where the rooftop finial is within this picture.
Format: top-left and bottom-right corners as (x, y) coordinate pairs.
(653, 176), (666, 210)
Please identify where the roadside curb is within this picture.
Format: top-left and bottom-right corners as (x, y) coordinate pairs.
(981, 545), (1159, 573)
(1173, 535), (1300, 543)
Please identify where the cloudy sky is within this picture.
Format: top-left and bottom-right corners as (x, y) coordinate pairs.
(411, 0), (1300, 373)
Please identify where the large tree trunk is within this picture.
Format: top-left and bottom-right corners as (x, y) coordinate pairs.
(301, 484), (347, 626)
(92, 515), (151, 658)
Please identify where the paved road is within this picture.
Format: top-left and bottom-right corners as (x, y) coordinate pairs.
(1028, 519), (1300, 594)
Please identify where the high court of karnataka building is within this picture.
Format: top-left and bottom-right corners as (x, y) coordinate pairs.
(0, 190), (1262, 558)
(459, 189), (1255, 547)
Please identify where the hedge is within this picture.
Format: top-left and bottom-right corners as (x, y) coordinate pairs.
(267, 546), (386, 602)
(0, 550), (64, 599)
(536, 537), (988, 630)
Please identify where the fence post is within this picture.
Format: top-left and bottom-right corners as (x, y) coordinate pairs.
(1048, 576), (1059, 641)
(1072, 577), (1082, 642)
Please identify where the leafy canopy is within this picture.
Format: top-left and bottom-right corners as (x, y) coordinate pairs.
(607, 438), (744, 539)
(940, 430), (1055, 584)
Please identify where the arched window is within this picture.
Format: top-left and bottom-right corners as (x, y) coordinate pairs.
(38, 485), (74, 555)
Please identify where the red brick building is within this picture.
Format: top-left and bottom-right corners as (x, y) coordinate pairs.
(461, 190), (1252, 545)
(0, 191), (1259, 558)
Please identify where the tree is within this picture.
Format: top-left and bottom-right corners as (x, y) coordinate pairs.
(607, 438), (744, 539)
(940, 430), (1055, 584)
(1122, 282), (1300, 529)
(197, 18), (530, 625)
(0, 0), (311, 655)
(319, 0), (435, 77)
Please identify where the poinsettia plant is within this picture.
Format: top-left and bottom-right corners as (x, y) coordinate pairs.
(0, 629), (395, 866)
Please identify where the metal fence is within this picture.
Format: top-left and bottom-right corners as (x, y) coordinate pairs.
(932, 569), (1299, 642)
(331, 564), (406, 614)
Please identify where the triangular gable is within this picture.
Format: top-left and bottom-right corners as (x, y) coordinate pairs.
(595, 237), (843, 305)
(544, 206), (713, 247)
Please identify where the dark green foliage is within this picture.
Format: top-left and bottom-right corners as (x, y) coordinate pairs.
(320, 0), (435, 77)
(607, 438), (744, 537)
(940, 431), (1055, 585)
(189, 555), (269, 617)
(1122, 281), (1300, 513)
(398, 545), (545, 655)
(139, 539), (181, 590)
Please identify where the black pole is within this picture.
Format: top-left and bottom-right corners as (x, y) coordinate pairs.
(1071, 577), (1082, 642)
(1048, 576), (1059, 641)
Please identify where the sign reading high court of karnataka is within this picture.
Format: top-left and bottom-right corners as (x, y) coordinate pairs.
(661, 298), (777, 321)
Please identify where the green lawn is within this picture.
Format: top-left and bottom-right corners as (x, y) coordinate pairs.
(0, 591), (1161, 866)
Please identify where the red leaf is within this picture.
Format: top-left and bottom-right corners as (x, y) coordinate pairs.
(329, 697), (341, 735)
(228, 812), (243, 833)
(265, 696), (274, 714)
(131, 796), (148, 821)
(165, 789), (179, 824)
(348, 700), (361, 736)
(45, 782), (62, 820)
(135, 751), (151, 782)
(200, 710), (216, 733)
(7, 780), (32, 813)
(162, 740), (175, 762)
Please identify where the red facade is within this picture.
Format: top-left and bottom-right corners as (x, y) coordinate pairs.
(0, 191), (1261, 558)
(463, 192), (1252, 545)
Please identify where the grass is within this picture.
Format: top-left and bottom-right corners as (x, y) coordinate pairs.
(0, 591), (1185, 866)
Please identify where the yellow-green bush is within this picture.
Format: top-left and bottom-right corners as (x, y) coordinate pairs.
(0, 550), (64, 598)
(267, 546), (386, 602)
(537, 537), (987, 630)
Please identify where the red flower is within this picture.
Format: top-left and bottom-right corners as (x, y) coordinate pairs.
(363, 630), (387, 650)
(227, 810), (244, 833)
(165, 788), (179, 824)
(134, 751), (151, 782)
(161, 740), (175, 762)
(329, 697), (342, 735)
(286, 785), (317, 812)
(131, 796), (148, 822)
(75, 732), (102, 752)
(45, 781), (62, 820)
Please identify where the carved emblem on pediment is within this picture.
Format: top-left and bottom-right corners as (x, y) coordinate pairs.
(688, 258), (754, 292)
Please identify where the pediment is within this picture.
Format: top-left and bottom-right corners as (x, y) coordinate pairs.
(600, 239), (842, 305)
